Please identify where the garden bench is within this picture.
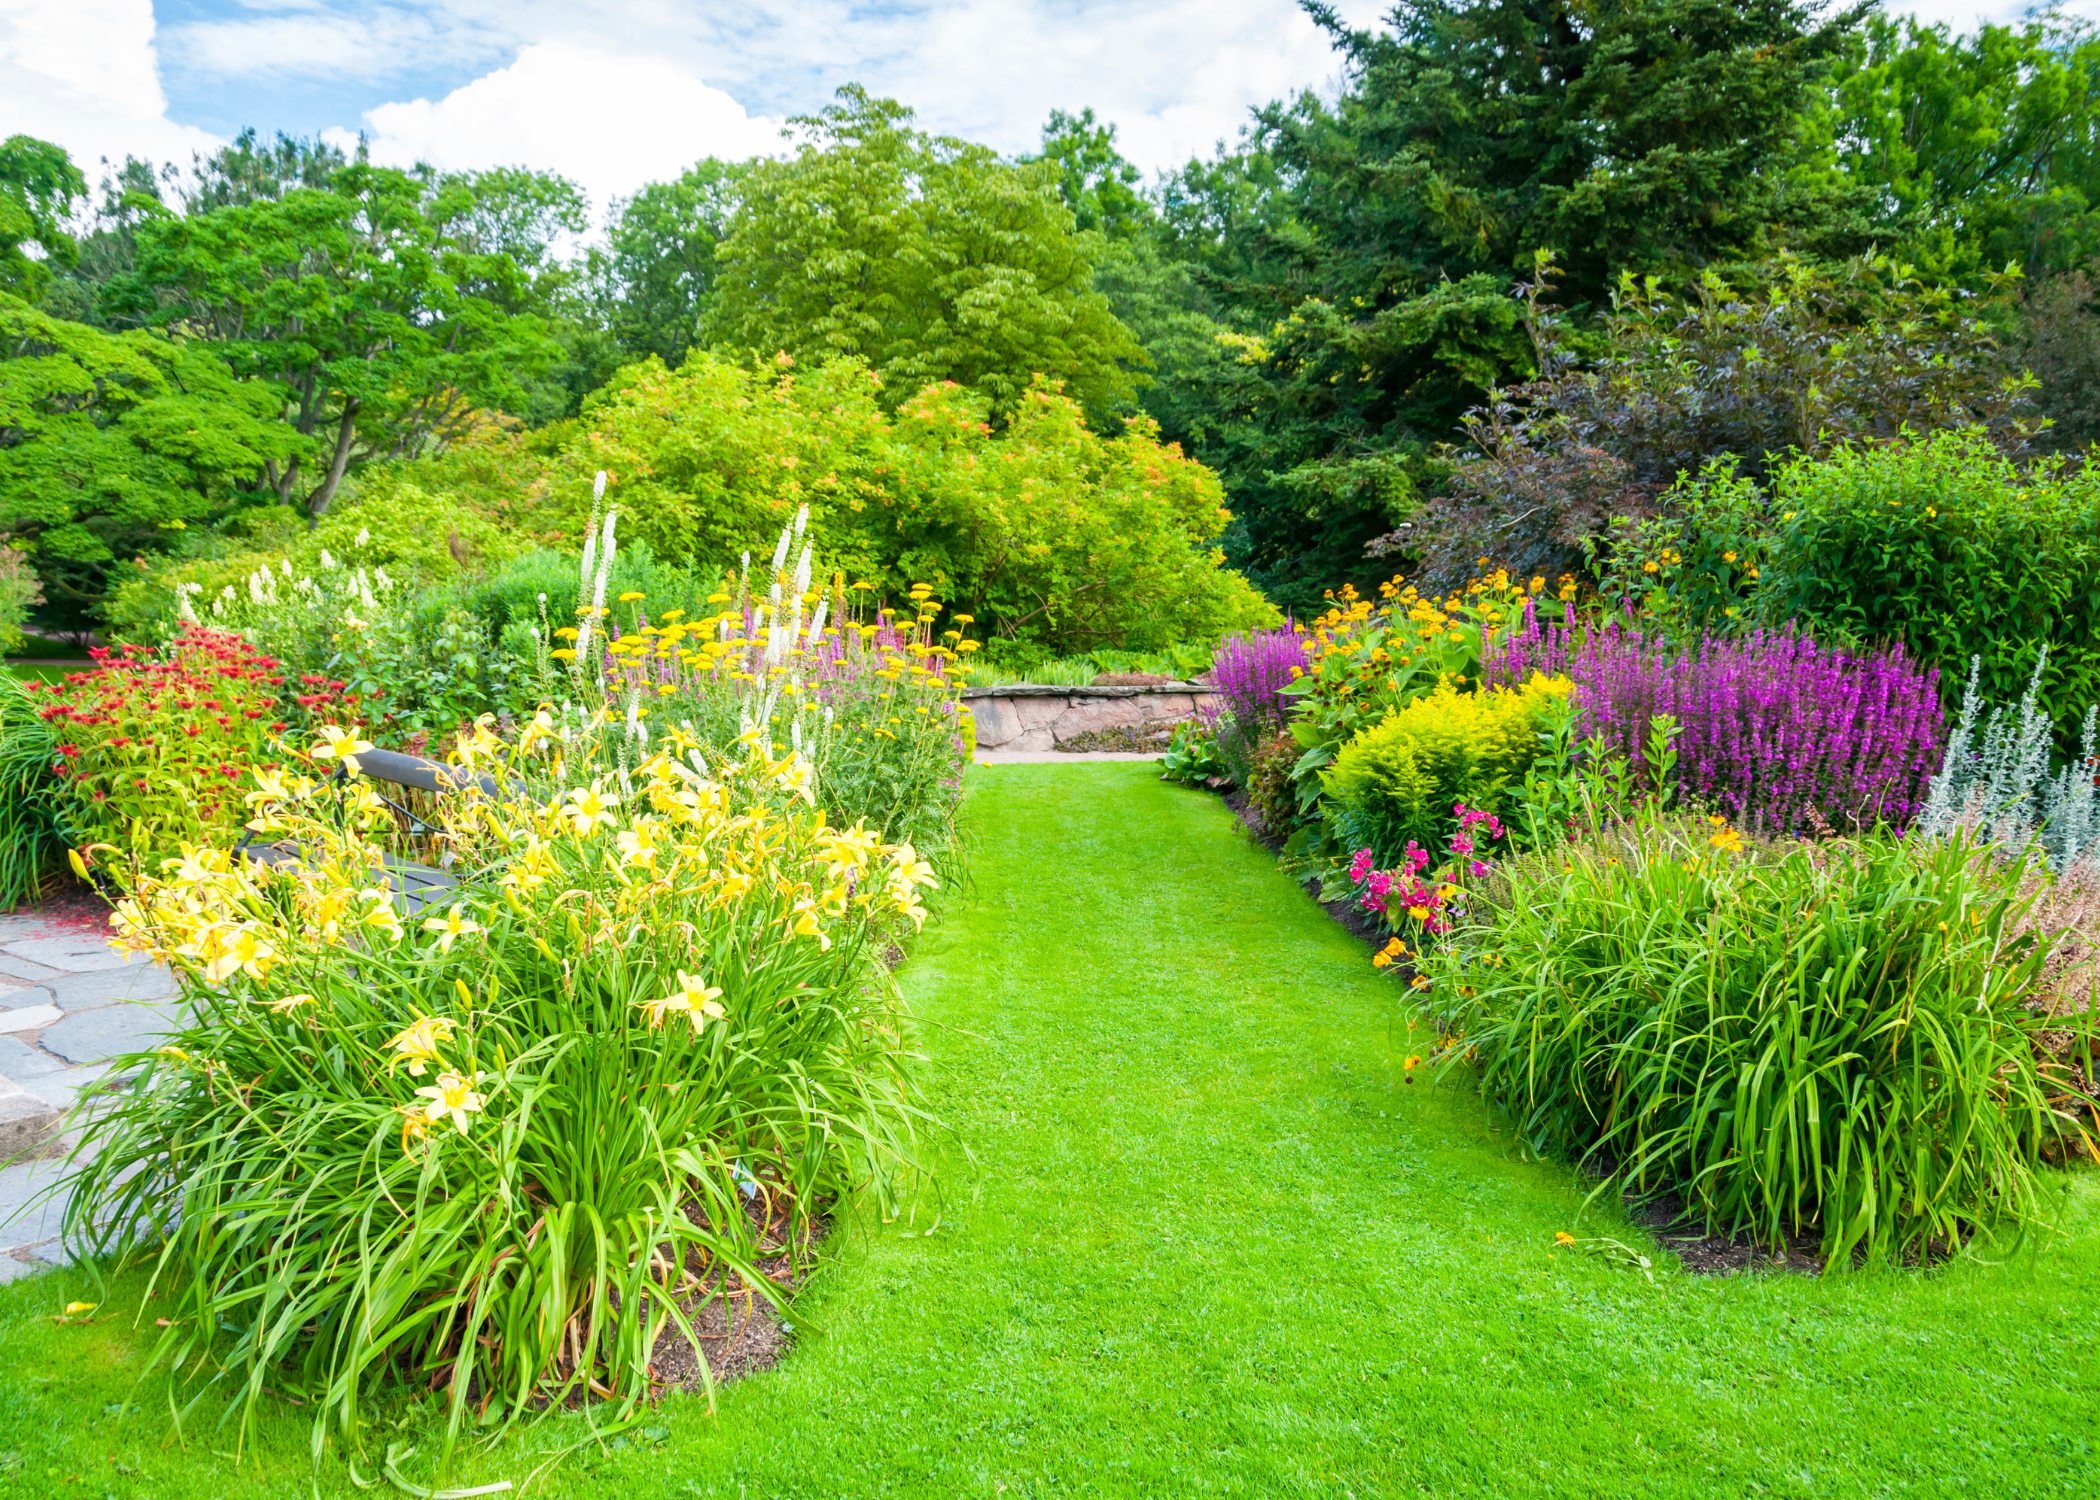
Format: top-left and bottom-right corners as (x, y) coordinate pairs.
(236, 747), (511, 915)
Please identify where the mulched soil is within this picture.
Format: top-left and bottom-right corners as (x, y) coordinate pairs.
(5, 880), (114, 933)
(1626, 1193), (1826, 1276)
(648, 1189), (830, 1392)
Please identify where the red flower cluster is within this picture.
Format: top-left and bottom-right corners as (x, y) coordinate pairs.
(24, 627), (363, 859)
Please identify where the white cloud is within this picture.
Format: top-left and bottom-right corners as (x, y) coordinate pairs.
(164, 0), (1384, 179)
(0, 0), (220, 177)
(326, 38), (787, 211)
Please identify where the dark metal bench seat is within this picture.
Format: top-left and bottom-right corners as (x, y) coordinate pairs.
(234, 747), (513, 915)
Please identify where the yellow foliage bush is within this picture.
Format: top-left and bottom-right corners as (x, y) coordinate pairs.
(1323, 673), (1571, 863)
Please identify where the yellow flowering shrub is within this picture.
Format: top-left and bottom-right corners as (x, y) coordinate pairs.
(69, 722), (935, 1463)
(1322, 672), (1572, 867)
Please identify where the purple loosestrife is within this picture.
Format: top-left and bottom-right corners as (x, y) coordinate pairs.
(1488, 602), (1946, 832)
(1212, 628), (1309, 733)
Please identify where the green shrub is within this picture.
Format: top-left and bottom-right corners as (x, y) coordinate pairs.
(109, 465), (542, 644)
(1423, 812), (2092, 1264)
(0, 544), (43, 656)
(1247, 732), (1300, 832)
(1761, 429), (2100, 740)
(570, 354), (1277, 654)
(1324, 674), (1571, 868)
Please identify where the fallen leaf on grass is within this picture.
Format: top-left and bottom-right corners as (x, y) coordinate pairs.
(63, 1301), (97, 1315)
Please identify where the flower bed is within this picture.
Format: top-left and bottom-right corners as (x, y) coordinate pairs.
(69, 722), (935, 1460)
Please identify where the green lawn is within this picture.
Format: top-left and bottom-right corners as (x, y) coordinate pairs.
(4, 662), (86, 683)
(3, 764), (2095, 1497)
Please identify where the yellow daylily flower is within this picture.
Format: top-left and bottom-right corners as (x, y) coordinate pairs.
(636, 969), (726, 1032)
(561, 784), (622, 836)
(413, 1070), (489, 1135)
(421, 904), (483, 953)
(386, 1015), (455, 1077)
(310, 725), (374, 763)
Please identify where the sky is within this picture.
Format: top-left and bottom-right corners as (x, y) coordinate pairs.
(1, 0), (2089, 221)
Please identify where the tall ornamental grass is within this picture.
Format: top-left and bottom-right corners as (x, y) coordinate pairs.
(1421, 813), (2094, 1265)
(66, 722), (936, 1466)
(0, 670), (68, 906)
(1489, 606), (1945, 832)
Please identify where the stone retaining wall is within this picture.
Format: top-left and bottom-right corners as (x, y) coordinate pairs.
(964, 683), (1216, 753)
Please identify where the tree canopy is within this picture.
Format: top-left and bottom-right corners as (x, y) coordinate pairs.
(8, 0), (2099, 639)
(708, 87), (1146, 417)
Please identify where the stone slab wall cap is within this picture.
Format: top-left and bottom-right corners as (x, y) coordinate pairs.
(960, 683), (1217, 700)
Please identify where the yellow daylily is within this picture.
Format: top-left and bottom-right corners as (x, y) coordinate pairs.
(310, 725), (374, 763)
(421, 904), (484, 953)
(413, 1070), (489, 1135)
(636, 969), (726, 1032)
(386, 1015), (455, 1077)
(561, 783), (622, 836)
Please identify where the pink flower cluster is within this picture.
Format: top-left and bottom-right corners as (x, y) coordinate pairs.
(1449, 802), (1504, 875)
(1348, 802), (1507, 935)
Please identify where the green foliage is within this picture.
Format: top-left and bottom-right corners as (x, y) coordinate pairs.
(108, 449), (544, 645)
(1158, 719), (1226, 785)
(1586, 463), (1770, 640)
(0, 135), (86, 300)
(1832, 13), (2100, 281)
(1393, 254), (2040, 587)
(0, 670), (66, 907)
(2013, 264), (2100, 454)
(1761, 429), (2100, 736)
(1425, 813), (2093, 1263)
(594, 159), (751, 369)
(1323, 673), (1571, 867)
(707, 88), (1145, 418)
(127, 162), (561, 519)
(1169, 0), (1869, 612)
(0, 542), (42, 655)
(1030, 109), (1154, 242)
(0, 293), (314, 632)
(570, 352), (1274, 654)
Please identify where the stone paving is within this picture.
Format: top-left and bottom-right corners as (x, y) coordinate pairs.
(0, 908), (179, 1281)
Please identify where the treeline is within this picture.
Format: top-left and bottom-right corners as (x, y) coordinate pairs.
(5, 1), (2100, 633)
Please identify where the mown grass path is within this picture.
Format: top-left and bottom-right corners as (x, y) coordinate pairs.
(3, 764), (2096, 1497)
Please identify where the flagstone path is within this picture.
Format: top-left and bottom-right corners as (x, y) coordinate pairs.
(0, 910), (178, 1279)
